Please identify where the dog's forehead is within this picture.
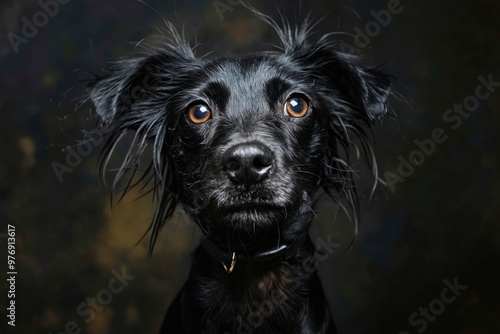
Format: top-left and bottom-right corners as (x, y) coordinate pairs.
(210, 55), (282, 85)
(202, 55), (293, 114)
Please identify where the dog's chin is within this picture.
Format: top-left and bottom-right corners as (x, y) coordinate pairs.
(201, 202), (287, 233)
(220, 208), (283, 230)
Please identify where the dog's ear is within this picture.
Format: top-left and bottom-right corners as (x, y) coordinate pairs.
(323, 52), (392, 123)
(89, 44), (199, 125)
(261, 12), (391, 122)
(89, 56), (154, 124)
(282, 41), (392, 123)
(87, 33), (200, 257)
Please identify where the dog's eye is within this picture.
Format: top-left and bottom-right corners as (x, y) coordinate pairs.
(187, 104), (211, 124)
(285, 97), (308, 118)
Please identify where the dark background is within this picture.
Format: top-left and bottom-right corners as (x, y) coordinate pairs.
(1, 0), (499, 333)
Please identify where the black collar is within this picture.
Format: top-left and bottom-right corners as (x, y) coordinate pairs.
(201, 233), (308, 273)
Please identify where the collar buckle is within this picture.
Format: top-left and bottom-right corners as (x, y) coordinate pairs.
(222, 252), (237, 273)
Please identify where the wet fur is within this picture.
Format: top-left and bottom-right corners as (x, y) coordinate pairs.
(88, 8), (392, 334)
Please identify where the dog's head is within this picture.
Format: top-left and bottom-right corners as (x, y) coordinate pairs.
(89, 16), (391, 254)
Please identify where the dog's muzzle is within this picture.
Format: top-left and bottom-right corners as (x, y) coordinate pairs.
(222, 141), (274, 185)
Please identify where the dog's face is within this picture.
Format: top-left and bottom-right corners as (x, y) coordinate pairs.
(172, 56), (325, 240)
(89, 20), (391, 252)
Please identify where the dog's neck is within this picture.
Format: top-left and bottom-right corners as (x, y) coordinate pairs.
(192, 232), (319, 295)
(184, 235), (332, 333)
(175, 205), (336, 332)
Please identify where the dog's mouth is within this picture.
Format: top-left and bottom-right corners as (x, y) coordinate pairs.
(220, 203), (283, 216)
(219, 200), (285, 217)
(207, 180), (290, 211)
(202, 196), (288, 229)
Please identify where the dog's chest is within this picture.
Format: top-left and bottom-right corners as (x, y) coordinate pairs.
(240, 265), (280, 299)
(223, 261), (299, 307)
(191, 261), (307, 333)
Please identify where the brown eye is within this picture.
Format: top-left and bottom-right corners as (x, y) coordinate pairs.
(187, 104), (211, 124)
(285, 97), (308, 118)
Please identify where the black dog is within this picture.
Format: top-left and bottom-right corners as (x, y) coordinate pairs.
(89, 8), (391, 334)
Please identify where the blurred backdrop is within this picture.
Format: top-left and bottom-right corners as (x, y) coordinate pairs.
(1, 0), (499, 333)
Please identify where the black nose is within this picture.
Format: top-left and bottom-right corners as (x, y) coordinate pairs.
(222, 142), (274, 185)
